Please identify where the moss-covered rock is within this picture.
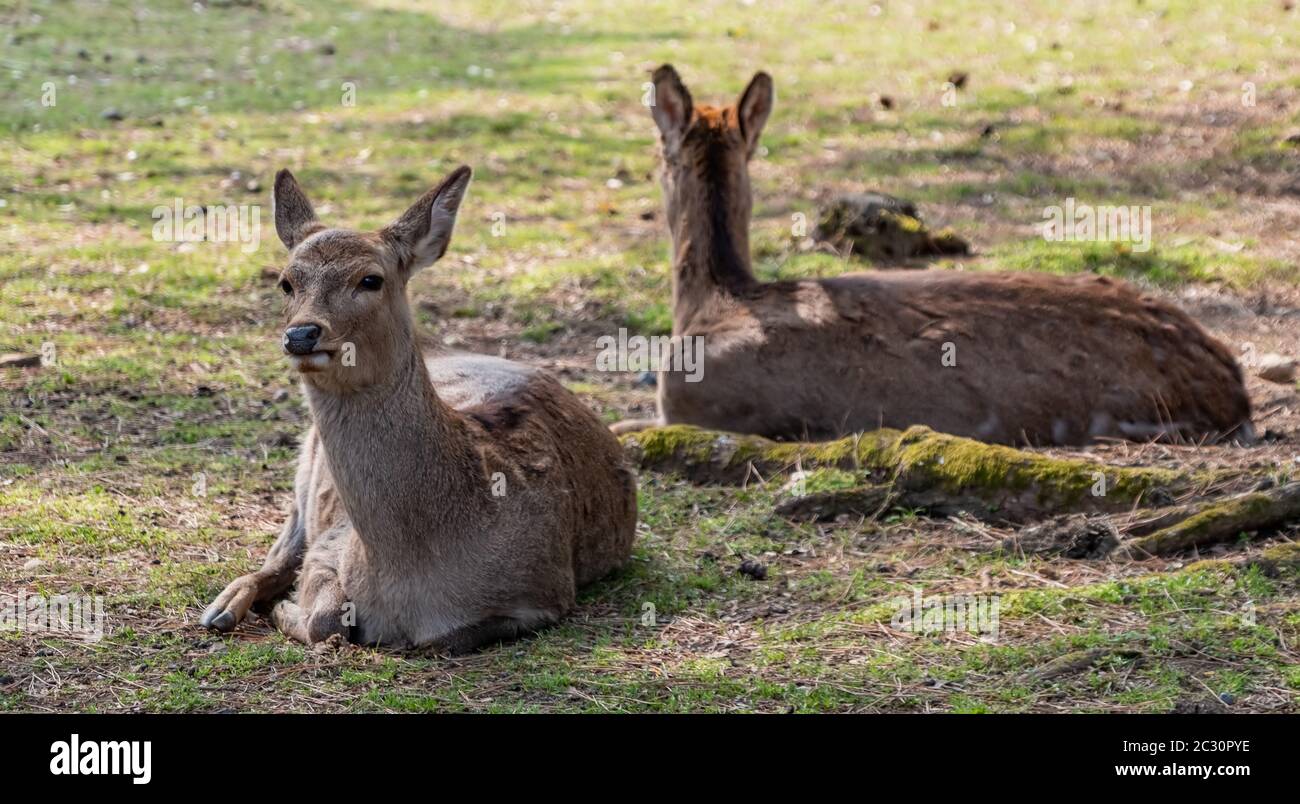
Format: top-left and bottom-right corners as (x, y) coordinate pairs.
(622, 424), (1210, 523)
(1126, 482), (1300, 556)
(812, 193), (971, 262)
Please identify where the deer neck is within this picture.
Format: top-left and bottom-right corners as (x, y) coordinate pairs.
(304, 348), (485, 554)
(668, 173), (757, 333)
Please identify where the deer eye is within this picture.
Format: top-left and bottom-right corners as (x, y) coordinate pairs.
(359, 275), (384, 291)
(279, 279), (293, 295)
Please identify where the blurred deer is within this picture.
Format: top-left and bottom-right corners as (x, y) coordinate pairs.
(202, 167), (637, 651)
(611, 64), (1252, 446)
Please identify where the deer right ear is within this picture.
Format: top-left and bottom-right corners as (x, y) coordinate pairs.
(273, 169), (321, 250)
(650, 64), (693, 153)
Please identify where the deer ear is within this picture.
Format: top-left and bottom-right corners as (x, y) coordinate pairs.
(381, 165), (472, 274)
(737, 72), (774, 158)
(272, 170), (321, 249)
(650, 64), (693, 153)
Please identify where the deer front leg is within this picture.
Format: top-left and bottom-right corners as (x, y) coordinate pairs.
(201, 506), (305, 633)
(270, 527), (351, 645)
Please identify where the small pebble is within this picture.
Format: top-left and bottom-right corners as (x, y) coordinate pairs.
(1257, 353), (1297, 384)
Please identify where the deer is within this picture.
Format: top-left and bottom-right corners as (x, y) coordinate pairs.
(200, 166), (637, 652)
(611, 64), (1253, 446)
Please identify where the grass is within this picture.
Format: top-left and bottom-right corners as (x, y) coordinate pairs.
(1, 0), (1298, 712)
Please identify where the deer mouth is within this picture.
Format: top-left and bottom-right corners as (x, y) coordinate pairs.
(287, 349), (333, 372)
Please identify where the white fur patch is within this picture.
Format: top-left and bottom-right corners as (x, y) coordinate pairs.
(425, 353), (535, 409)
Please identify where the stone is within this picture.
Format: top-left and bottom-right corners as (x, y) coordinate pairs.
(1257, 353), (1297, 384)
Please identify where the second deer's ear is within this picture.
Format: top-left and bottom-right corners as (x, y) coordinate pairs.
(737, 72), (774, 158)
(273, 169), (322, 249)
(650, 64), (693, 153)
(381, 165), (473, 274)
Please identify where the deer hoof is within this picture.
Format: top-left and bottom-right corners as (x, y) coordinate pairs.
(200, 607), (237, 632)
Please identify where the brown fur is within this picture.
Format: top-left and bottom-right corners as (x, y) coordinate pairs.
(202, 167), (637, 650)
(612, 65), (1252, 446)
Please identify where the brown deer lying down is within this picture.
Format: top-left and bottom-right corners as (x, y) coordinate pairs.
(611, 65), (1252, 446)
(201, 167), (637, 651)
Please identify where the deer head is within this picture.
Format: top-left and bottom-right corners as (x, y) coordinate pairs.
(271, 166), (472, 393)
(648, 64), (773, 248)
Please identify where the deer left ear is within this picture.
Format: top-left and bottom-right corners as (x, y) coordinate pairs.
(381, 165), (473, 274)
(737, 72), (774, 158)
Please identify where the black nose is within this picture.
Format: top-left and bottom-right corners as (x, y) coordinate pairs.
(283, 324), (321, 355)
